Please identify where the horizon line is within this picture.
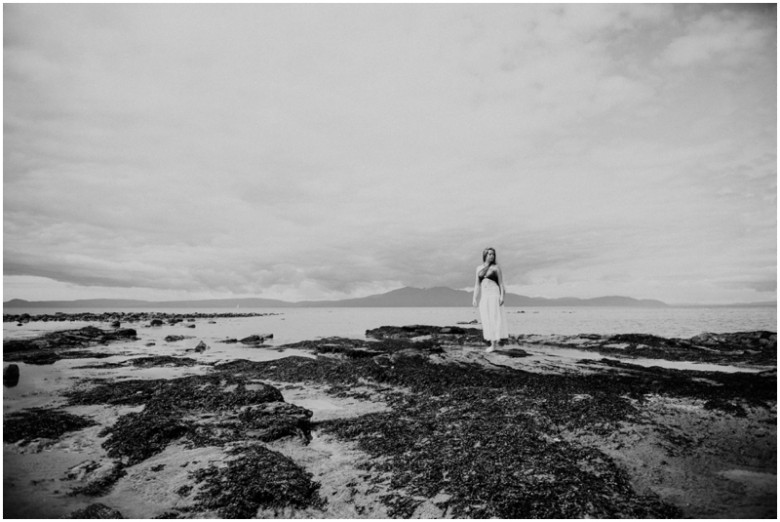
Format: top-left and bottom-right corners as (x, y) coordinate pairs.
(3, 285), (777, 308)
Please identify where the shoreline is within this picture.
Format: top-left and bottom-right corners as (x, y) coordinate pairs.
(3, 317), (776, 518)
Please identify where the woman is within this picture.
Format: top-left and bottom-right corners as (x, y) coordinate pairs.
(472, 247), (509, 352)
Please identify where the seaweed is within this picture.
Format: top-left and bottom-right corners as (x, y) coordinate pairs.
(4, 407), (97, 444)
(100, 410), (192, 465)
(65, 502), (124, 518)
(68, 463), (128, 497)
(71, 373), (311, 479)
(188, 444), (324, 518)
(320, 387), (677, 518)
(74, 356), (200, 370)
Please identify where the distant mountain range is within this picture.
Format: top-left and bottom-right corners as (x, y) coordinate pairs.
(0, 286), (686, 309)
(3, 287), (775, 310)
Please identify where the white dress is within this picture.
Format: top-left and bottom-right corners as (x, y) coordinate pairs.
(477, 266), (509, 341)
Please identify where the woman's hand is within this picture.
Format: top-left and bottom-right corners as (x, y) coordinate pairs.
(499, 296), (504, 306)
(472, 298), (478, 307)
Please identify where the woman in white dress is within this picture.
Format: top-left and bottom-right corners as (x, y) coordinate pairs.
(472, 247), (508, 352)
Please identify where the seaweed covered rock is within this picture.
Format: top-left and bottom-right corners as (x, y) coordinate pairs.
(4, 326), (137, 354)
(238, 401), (313, 442)
(101, 411), (191, 465)
(366, 324), (484, 345)
(4, 407), (97, 444)
(3, 326), (137, 365)
(189, 444), (323, 518)
(67, 503), (124, 519)
(517, 330), (777, 366)
(70, 373), (313, 473)
(282, 336), (445, 359)
(240, 334), (274, 345)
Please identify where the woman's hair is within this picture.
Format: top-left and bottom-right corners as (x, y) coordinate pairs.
(482, 247), (497, 264)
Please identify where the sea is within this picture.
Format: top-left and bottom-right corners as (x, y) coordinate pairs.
(3, 305), (777, 345)
(2, 305), (777, 409)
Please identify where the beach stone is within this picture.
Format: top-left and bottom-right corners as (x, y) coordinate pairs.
(239, 401), (313, 441)
(4, 364), (20, 387)
(150, 319), (164, 327)
(193, 341), (209, 353)
(240, 334), (273, 345)
(165, 335), (186, 342)
(67, 503), (124, 519)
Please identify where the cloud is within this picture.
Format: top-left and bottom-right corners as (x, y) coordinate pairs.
(3, 4), (776, 304)
(659, 6), (775, 68)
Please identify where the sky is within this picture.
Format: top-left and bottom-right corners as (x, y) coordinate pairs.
(3, 3), (777, 305)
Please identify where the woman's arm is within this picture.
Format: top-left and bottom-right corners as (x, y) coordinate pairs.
(497, 265), (506, 306)
(472, 268), (481, 307)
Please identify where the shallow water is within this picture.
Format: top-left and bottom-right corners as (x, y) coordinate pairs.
(3, 306), (776, 407)
(4, 305), (777, 341)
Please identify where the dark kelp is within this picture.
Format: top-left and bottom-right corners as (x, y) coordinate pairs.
(186, 444), (324, 518)
(65, 373), (314, 497)
(4, 408), (97, 444)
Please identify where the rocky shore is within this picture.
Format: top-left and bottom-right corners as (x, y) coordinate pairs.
(3, 311), (279, 326)
(3, 318), (776, 518)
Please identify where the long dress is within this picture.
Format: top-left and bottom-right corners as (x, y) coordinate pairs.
(478, 267), (509, 341)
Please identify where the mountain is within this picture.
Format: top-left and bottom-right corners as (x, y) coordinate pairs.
(296, 288), (668, 308)
(3, 288), (670, 309)
(295, 287), (470, 307)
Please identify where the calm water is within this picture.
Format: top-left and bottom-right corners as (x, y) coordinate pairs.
(4, 306), (777, 344)
(2, 305), (776, 404)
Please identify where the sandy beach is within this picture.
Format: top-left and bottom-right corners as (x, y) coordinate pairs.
(3, 314), (776, 519)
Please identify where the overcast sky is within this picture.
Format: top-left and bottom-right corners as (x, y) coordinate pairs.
(4, 3), (777, 305)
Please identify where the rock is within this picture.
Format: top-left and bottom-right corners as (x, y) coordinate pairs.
(110, 320), (121, 328)
(3, 327), (137, 358)
(239, 401), (314, 441)
(150, 319), (164, 327)
(65, 460), (102, 481)
(193, 341), (209, 353)
(186, 324), (196, 329)
(67, 503), (124, 519)
(4, 364), (20, 387)
(165, 335), (186, 342)
(240, 334), (273, 345)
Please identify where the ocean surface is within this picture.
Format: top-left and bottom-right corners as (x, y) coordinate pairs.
(3, 305), (776, 406)
(4, 305), (777, 344)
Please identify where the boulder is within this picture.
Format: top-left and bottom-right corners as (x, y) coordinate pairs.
(150, 319), (164, 327)
(193, 341), (209, 353)
(240, 334), (273, 345)
(238, 401), (313, 441)
(4, 364), (20, 387)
